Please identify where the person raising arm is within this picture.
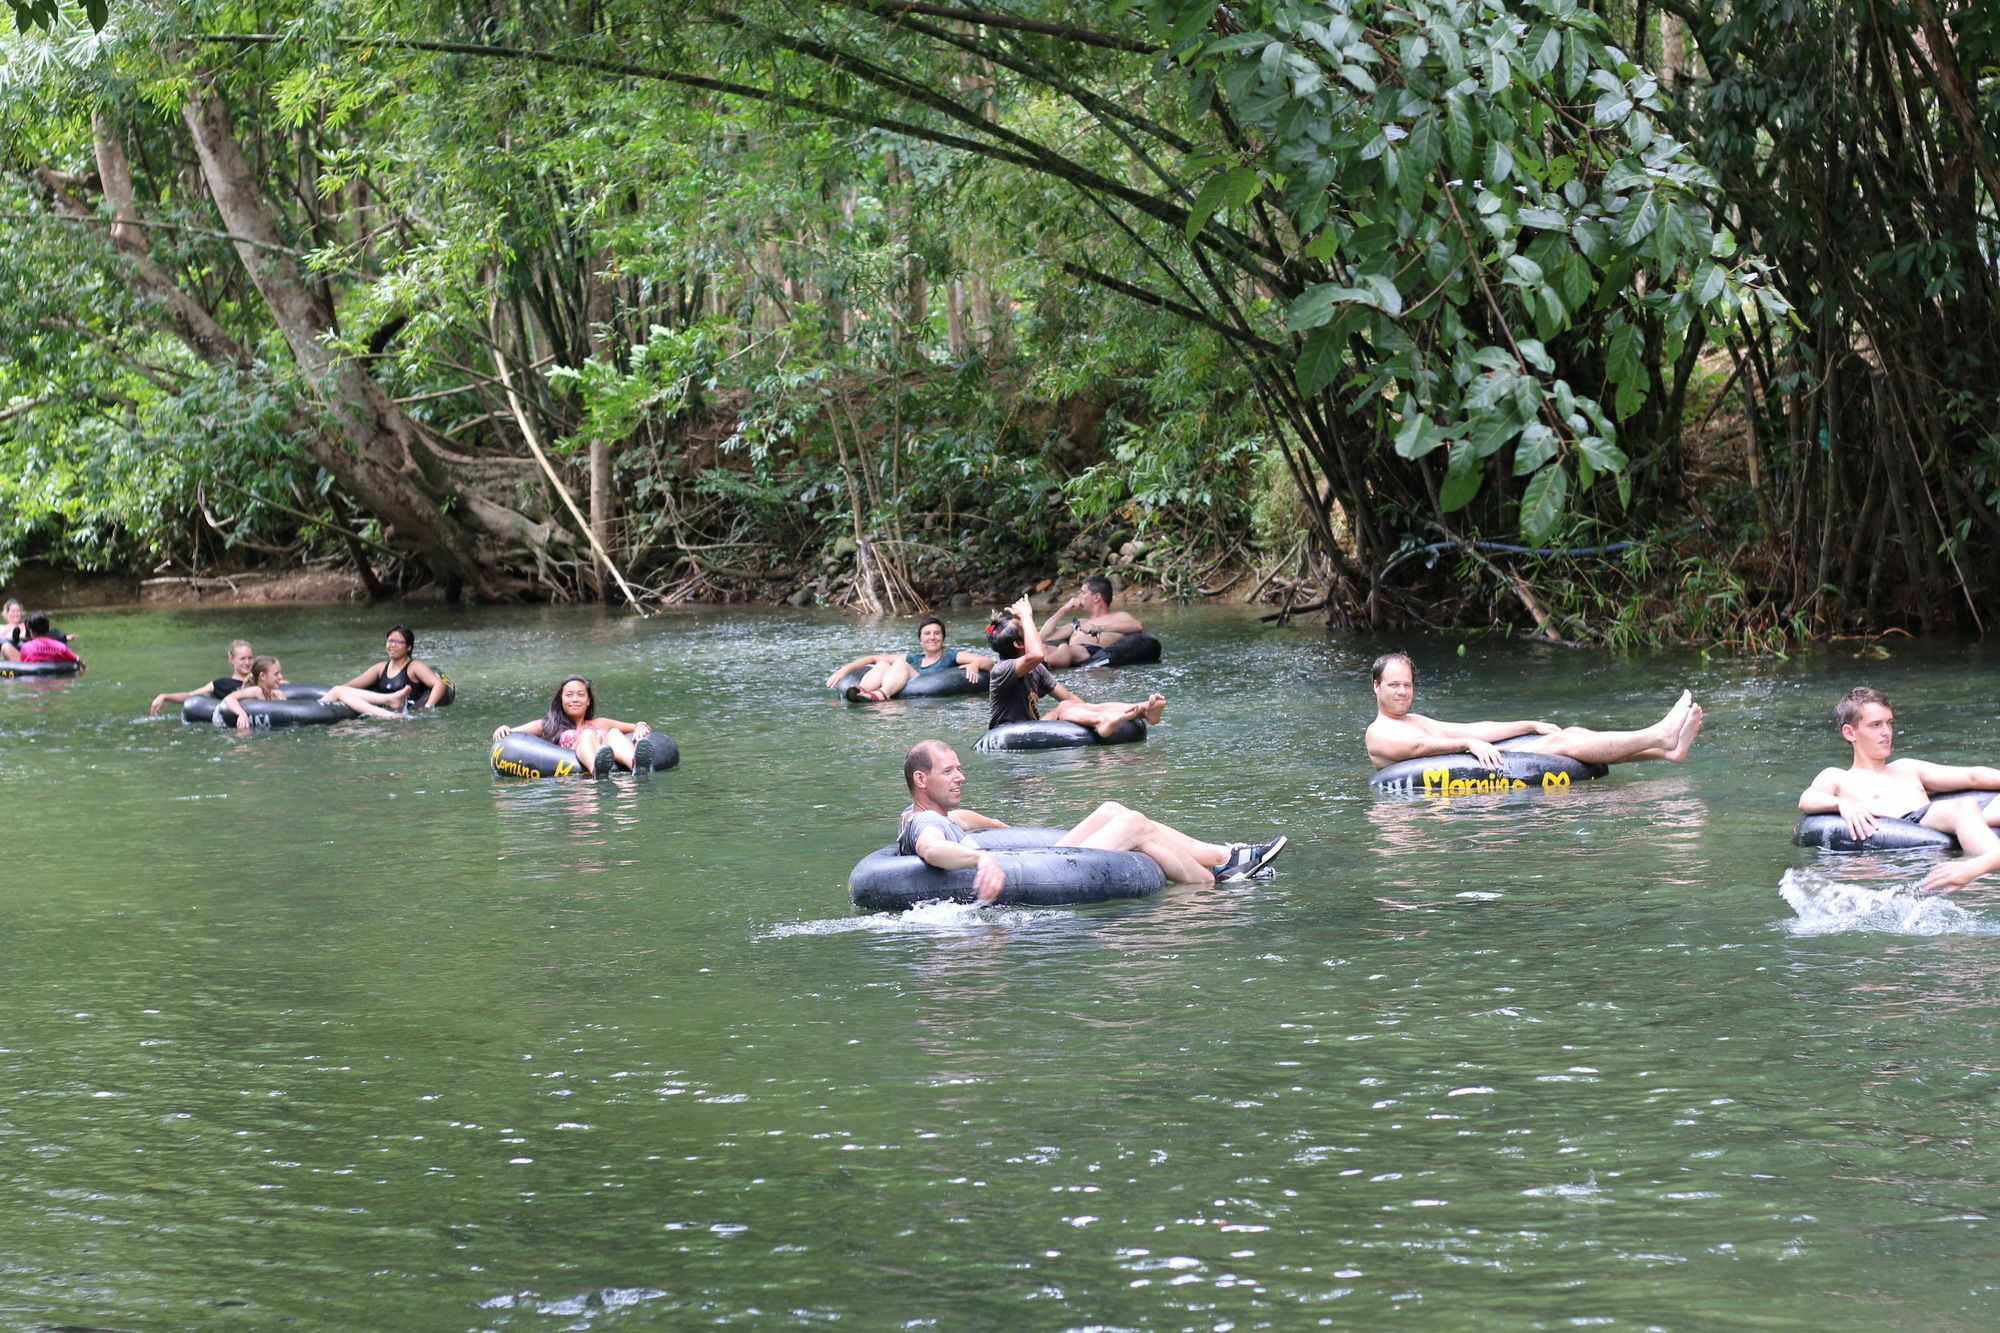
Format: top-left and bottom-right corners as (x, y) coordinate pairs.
(987, 596), (1164, 738)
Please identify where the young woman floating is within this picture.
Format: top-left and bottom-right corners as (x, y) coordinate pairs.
(324, 625), (452, 710)
(219, 656), (409, 729)
(492, 676), (657, 776)
(825, 617), (994, 700)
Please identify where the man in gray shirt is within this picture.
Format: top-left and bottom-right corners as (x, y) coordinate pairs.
(898, 739), (1286, 902)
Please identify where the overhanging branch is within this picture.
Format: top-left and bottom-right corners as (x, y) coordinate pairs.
(1060, 260), (1278, 352)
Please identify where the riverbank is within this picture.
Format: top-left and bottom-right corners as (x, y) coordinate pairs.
(3, 549), (1310, 618)
(4, 561), (365, 607)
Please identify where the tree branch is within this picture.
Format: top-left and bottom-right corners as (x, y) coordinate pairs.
(1058, 260), (1277, 351)
(855, 0), (1159, 53)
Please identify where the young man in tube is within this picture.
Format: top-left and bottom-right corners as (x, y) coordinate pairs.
(1363, 651), (1703, 770)
(1036, 576), (1145, 669)
(1798, 685), (2000, 892)
(898, 739), (1288, 903)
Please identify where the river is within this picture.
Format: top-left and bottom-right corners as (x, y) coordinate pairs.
(4, 603), (1999, 1330)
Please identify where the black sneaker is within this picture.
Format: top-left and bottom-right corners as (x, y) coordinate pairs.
(592, 745), (616, 778)
(1216, 836), (1288, 881)
(632, 734), (655, 771)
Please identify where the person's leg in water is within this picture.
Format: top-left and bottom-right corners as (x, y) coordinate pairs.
(1049, 693), (1166, 738)
(853, 659), (916, 701)
(1057, 801), (1228, 881)
(1918, 796), (2000, 891)
(1515, 691), (1703, 765)
(320, 684), (414, 718)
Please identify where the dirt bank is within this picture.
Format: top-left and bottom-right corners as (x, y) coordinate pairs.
(4, 563), (366, 609)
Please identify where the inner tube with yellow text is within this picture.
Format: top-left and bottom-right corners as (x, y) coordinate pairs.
(0, 659), (81, 678)
(1369, 733), (1607, 795)
(491, 728), (680, 778)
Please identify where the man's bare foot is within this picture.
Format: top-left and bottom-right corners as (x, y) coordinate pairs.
(1093, 701), (1150, 738)
(1664, 703), (1703, 762)
(1650, 689), (1694, 748)
(1142, 693), (1166, 725)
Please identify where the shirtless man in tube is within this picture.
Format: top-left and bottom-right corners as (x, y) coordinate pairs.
(1798, 685), (2000, 892)
(1364, 651), (1703, 771)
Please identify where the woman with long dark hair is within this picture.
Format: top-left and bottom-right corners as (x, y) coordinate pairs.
(492, 676), (655, 776)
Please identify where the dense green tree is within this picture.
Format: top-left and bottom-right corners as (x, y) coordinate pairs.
(6, 0), (1994, 639)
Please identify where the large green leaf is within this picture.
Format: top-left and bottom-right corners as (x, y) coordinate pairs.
(1518, 463), (1569, 540)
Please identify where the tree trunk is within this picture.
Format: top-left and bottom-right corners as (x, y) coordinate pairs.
(37, 148), (246, 370)
(180, 88), (516, 598)
(944, 276), (969, 356)
(589, 438), (612, 601)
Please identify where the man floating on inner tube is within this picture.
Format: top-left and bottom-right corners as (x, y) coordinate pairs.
(1365, 652), (1703, 771)
(1037, 576), (1146, 668)
(1798, 686), (2000, 891)
(898, 739), (1288, 903)
(989, 595), (1164, 737)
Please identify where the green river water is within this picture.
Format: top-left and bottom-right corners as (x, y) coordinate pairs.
(5, 603), (2000, 1331)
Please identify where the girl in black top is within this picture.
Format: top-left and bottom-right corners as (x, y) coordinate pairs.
(151, 639), (256, 716)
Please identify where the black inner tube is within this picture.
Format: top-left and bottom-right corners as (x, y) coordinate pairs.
(831, 657), (990, 698)
(848, 826), (1165, 910)
(0, 659), (81, 677)
(1074, 630), (1162, 669)
(1794, 791), (2000, 850)
(974, 718), (1147, 752)
(183, 684), (351, 728)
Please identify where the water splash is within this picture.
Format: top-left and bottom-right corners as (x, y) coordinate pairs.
(1522, 1171), (1603, 1200)
(1778, 867), (2000, 937)
(764, 899), (1039, 937)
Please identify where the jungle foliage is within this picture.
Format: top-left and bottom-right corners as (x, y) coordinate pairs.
(0, 0), (1995, 643)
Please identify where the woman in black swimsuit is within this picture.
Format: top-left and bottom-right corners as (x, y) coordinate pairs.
(324, 625), (450, 711)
